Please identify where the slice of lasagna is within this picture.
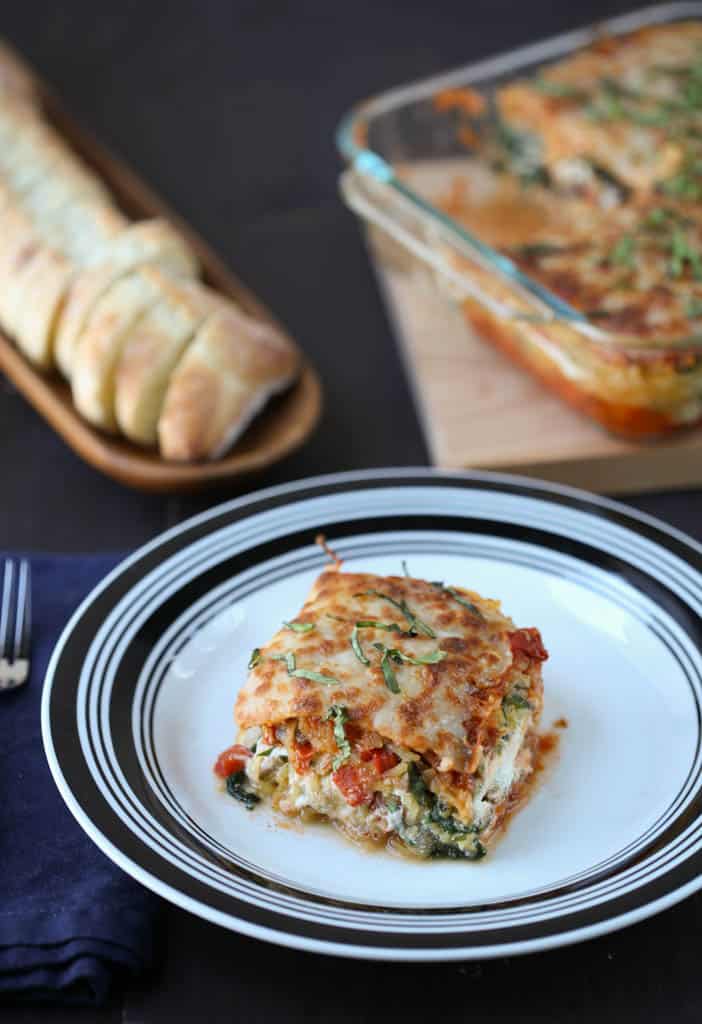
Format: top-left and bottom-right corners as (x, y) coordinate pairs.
(216, 568), (548, 860)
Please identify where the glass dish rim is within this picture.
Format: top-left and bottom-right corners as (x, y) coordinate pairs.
(335, 1), (702, 351)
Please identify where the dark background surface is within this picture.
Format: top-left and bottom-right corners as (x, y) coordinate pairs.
(3, 0), (702, 1020)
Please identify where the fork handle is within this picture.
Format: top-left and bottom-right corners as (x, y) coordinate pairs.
(0, 657), (28, 688)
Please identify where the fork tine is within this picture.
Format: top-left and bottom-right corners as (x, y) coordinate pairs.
(0, 560), (16, 661)
(13, 559), (30, 661)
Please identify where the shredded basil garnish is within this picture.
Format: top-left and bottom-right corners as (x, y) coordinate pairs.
(282, 620), (316, 633)
(403, 650), (447, 665)
(609, 234), (636, 268)
(373, 643), (403, 664)
(662, 170), (702, 202)
(270, 651), (297, 674)
(669, 227), (702, 280)
(290, 668), (341, 686)
(270, 649), (341, 686)
(356, 619), (404, 632)
(225, 771), (260, 810)
(644, 207), (678, 230)
(387, 648), (446, 666)
(533, 76), (587, 101)
(350, 624), (370, 666)
(431, 582), (484, 620)
(378, 648), (400, 694)
(324, 705), (351, 769)
(352, 619), (425, 667)
(256, 747), (274, 758)
(355, 590), (436, 638)
(371, 641), (446, 686)
(248, 648), (262, 669)
(445, 587), (484, 619)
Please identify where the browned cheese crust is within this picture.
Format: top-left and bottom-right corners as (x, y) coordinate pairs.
(235, 570), (544, 775)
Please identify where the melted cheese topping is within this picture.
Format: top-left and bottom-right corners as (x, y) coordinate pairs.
(431, 22), (702, 345)
(497, 23), (702, 191)
(235, 571), (522, 773)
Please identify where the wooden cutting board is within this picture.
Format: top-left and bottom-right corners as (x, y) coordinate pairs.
(376, 260), (702, 495)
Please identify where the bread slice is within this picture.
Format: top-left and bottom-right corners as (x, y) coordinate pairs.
(8, 246), (72, 366)
(71, 267), (167, 430)
(54, 219), (197, 378)
(0, 96), (124, 266)
(0, 119), (62, 195)
(114, 276), (219, 445)
(0, 99), (110, 209)
(0, 41), (36, 103)
(0, 205), (44, 331)
(0, 97), (122, 258)
(40, 202), (126, 266)
(158, 305), (300, 461)
(18, 168), (120, 233)
(0, 96), (110, 192)
(0, 200), (72, 366)
(0, 178), (17, 217)
(0, 203), (119, 371)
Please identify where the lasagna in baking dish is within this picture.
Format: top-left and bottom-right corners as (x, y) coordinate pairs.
(497, 23), (702, 197)
(215, 566), (547, 860)
(425, 20), (702, 437)
(491, 22), (702, 341)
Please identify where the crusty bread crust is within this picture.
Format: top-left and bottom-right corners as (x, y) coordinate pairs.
(158, 306), (300, 461)
(113, 274), (219, 444)
(54, 219), (198, 378)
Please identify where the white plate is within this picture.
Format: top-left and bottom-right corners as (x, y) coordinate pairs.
(42, 469), (702, 959)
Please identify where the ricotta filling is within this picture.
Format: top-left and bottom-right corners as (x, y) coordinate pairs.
(472, 712), (530, 830)
(243, 700), (535, 860)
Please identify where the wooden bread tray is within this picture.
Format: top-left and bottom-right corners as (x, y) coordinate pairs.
(0, 45), (321, 493)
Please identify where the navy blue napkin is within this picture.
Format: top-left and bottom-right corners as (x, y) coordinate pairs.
(0, 553), (159, 1005)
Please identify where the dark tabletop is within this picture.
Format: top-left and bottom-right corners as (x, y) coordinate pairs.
(3, 0), (702, 1020)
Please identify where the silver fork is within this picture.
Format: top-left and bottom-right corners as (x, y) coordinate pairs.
(0, 559), (31, 691)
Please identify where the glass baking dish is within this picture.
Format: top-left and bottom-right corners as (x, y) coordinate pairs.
(337, 2), (702, 440)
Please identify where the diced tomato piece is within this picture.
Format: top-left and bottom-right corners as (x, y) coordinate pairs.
(262, 725), (277, 746)
(292, 739), (315, 773)
(372, 748), (400, 774)
(449, 769), (474, 791)
(332, 764), (370, 806)
(360, 746), (400, 774)
(213, 744), (252, 778)
(508, 628), (548, 662)
(344, 721), (363, 743)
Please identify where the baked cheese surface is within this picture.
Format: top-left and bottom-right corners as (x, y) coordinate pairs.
(236, 570), (535, 774)
(497, 23), (702, 194)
